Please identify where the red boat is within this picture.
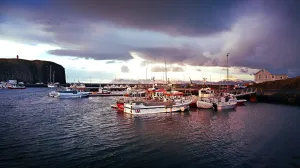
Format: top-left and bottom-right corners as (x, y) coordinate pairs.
(189, 95), (198, 108)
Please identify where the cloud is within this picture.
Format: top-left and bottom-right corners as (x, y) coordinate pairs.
(151, 66), (184, 72)
(213, 0), (300, 71)
(106, 60), (117, 64)
(134, 46), (218, 66)
(239, 68), (248, 73)
(22, 0), (240, 36)
(1, 0), (300, 73)
(121, 65), (130, 73)
(171, 67), (184, 72)
(151, 66), (167, 72)
(48, 49), (131, 60)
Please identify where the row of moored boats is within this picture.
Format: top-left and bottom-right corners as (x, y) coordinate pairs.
(110, 86), (247, 115)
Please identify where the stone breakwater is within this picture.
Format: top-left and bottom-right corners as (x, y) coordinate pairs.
(256, 90), (300, 106)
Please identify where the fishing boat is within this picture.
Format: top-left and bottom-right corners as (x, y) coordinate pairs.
(229, 94), (247, 105)
(70, 82), (86, 91)
(189, 95), (198, 108)
(196, 87), (216, 109)
(98, 87), (111, 94)
(124, 98), (191, 115)
(8, 82), (26, 89)
(124, 89), (191, 114)
(48, 88), (89, 98)
(112, 90), (147, 111)
(212, 94), (237, 110)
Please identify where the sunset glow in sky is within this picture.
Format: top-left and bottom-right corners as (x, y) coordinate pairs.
(1, 0), (300, 82)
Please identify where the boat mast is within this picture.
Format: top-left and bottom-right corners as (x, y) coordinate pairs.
(53, 70), (55, 83)
(49, 65), (52, 83)
(227, 53), (230, 92)
(165, 60), (167, 84)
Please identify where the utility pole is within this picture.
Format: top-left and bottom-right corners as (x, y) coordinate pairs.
(165, 60), (167, 84)
(146, 67), (148, 80)
(227, 53), (230, 82)
(209, 75), (211, 88)
(227, 53), (230, 92)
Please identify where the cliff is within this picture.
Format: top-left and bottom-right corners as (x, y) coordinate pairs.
(0, 59), (66, 84)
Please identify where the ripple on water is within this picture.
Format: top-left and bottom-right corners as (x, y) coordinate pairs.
(1, 88), (300, 168)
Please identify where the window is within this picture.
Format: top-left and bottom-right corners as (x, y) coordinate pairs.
(259, 75), (261, 79)
(272, 75), (274, 78)
(265, 75), (268, 79)
(280, 76), (283, 79)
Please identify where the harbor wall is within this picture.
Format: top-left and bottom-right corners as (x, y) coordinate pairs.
(256, 90), (300, 106)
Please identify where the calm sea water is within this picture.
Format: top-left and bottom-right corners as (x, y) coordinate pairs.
(1, 88), (300, 168)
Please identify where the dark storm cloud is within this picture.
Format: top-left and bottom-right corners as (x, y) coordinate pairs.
(1, 0), (300, 72)
(121, 65), (130, 73)
(215, 0), (300, 72)
(135, 47), (216, 66)
(48, 49), (131, 60)
(47, 0), (242, 36)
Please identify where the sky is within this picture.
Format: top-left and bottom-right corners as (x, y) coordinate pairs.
(1, 0), (300, 83)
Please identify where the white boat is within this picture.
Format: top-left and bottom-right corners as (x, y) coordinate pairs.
(8, 82), (26, 89)
(48, 83), (58, 88)
(213, 96), (237, 110)
(98, 87), (111, 94)
(197, 97), (217, 109)
(70, 83), (86, 90)
(124, 89), (191, 114)
(124, 99), (191, 114)
(196, 87), (216, 109)
(47, 65), (59, 88)
(48, 88), (89, 98)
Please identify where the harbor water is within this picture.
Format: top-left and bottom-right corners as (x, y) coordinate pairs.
(1, 88), (300, 168)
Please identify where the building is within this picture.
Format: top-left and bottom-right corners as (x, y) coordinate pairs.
(254, 69), (288, 83)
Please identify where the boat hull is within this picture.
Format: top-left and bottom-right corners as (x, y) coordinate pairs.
(8, 87), (26, 89)
(54, 92), (89, 98)
(189, 96), (198, 108)
(117, 103), (124, 110)
(213, 102), (237, 111)
(124, 100), (191, 115)
(196, 100), (213, 109)
(236, 99), (247, 105)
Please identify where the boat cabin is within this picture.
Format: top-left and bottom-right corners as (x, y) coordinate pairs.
(198, 87), (214, 98)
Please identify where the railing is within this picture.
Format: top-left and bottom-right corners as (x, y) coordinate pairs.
(227, 88), (258, 96)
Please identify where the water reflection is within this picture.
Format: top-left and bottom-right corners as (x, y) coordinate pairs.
(2, 89), (300, 167)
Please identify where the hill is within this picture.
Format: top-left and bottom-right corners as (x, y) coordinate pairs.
(0, 58), (66, 84)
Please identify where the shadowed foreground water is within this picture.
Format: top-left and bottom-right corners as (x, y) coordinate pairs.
(1, 88), (300, 168)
